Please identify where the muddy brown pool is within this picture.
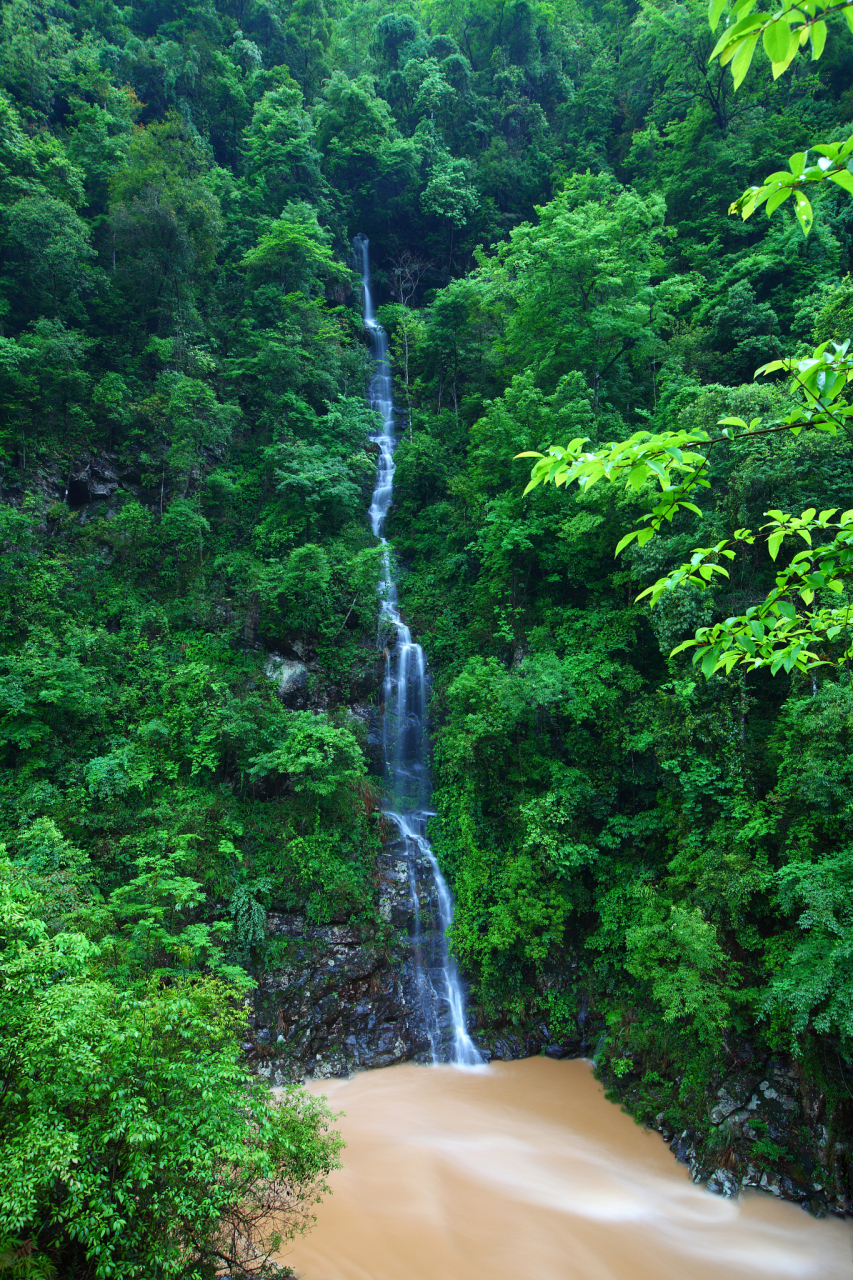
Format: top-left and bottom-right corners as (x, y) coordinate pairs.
(279, 1058), (850, 1280)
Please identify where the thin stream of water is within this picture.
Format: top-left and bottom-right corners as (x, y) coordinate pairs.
(354, 233), (481, 1066)
(287, 1059), (850, 1280)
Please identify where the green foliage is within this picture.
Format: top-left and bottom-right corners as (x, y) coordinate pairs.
(625, 898), (735, 1045)
(249, 710), (366, 803)
(0, 859), (342, 1279)
(3, 0), (853, 1230)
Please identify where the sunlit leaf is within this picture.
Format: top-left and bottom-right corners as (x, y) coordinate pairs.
(763, 16), (791, 61)
(829, 169), (853, 195)
(768, 530), (785, 561)
(614, 531), (639, 557)
(731, 31), (760, 84)
(766, 185), (792, 215)
(792, 190), (814, 235)
(811, 19), (827, 59)
(708, 0), (728, 26)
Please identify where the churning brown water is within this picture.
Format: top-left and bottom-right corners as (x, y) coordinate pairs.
(283, 1058), (850, 1280)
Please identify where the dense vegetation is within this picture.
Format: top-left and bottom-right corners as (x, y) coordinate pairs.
(3, 0), (853, 1267)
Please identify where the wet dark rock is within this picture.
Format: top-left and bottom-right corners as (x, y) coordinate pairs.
(707, 1168), (739, 1197)
(264, 654), (311, 708)
(670, 1132), (695, 1165)
(251, 834), (485, 1080)
(484, 1035), (524, 1061)
(348, 656), (386, 701)
(544, 1043), (570, 1059)
(6, 447), (152, 514)
(67, 449), (148, 504)
(252, 913), (414, 1083)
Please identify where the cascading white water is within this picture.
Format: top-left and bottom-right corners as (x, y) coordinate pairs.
(354, 233), (482, 1068)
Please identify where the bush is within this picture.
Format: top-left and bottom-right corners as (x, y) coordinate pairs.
(0, 860), (342, 1279)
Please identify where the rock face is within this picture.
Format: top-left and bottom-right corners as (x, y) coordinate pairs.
(252, 915), (410, 1084)
(68, 453), (129, 502)
(635, 1056), (852, 1217)
(249, 845), (437, 1083)
(3, 447), (154, 512)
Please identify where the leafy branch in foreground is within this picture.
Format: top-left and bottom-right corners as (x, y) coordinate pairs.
(709, 0), (853, 86)
(710, 1), (853, 233)
(518, 340), (853, 674)
(519, 339), (853, 534)
(728, 138), (853, 237)
(646, 508), (853, 676)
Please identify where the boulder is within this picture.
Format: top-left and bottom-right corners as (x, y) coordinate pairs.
(264, 655), (310, 707)
(707, 1168), (739, 1197)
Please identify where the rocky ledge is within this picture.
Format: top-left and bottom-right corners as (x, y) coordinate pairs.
(248, 840), (444, 1083)
(615, 1054), (851, 1218)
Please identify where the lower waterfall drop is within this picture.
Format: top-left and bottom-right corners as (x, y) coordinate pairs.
(354, 232), (482, 1068)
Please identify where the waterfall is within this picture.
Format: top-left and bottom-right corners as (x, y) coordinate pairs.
(354, 233), (482, 1068)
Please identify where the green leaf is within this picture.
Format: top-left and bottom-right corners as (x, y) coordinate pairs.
(771, 33), (800, 78)
(766, 185), (792, 215)
(762, 16), (791, 62)
(708, 0), (728, 26)
(768, 530), (785, 561)
(789, 151), (806, 178)
(711, 15), (762, 61)
(829, 169), (853, 196)
(731, 31), (760, 85)
(811, 19), (827, 59)
(792, 190), (814, 235)
(614, 531), (639, 557)
(700, 648), (719, 678)
(627, 463), (649, 490)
